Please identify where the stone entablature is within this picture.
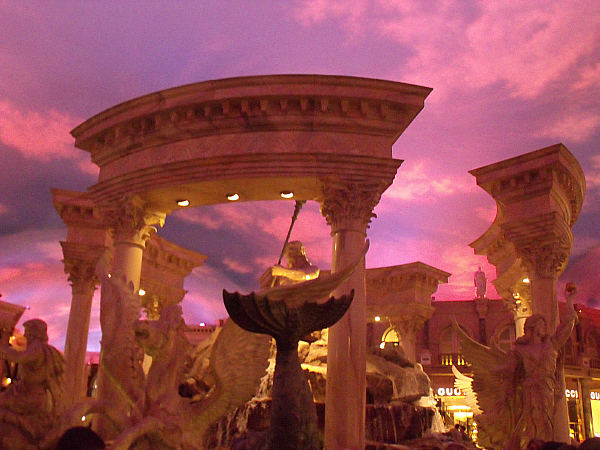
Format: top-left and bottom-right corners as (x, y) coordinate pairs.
(70, 75), (431, 212)
(72, 75), (431, 164)
(469, 144), (586, 316)
(366, 261), (450, 311)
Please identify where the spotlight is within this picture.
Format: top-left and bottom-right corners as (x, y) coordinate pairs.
(280, 191), (294, 199)
(139, 289), (146, 296)
(374, 316), (381, 322)
(227, 193), (240, 201)
(177, 199), (190, 207)
(522, 278), (530, 283)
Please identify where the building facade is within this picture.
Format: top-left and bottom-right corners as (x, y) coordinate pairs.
(369, 296), (600, 443)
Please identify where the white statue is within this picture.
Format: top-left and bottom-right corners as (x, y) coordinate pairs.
(0, 319), (65, 450)
(453, 284), (578, 449)
(474, 267), (487, 299)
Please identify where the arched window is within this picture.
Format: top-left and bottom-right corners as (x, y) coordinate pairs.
(585, 331), (599, 358)
(438, 325), (469, 365)
(380, 327), (401, 349)
(495, 323), (516, 352)
(439, 326), (457, 354)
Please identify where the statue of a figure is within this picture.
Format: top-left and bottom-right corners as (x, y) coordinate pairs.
(260, 241), (320, 287)
(453, 285), (579, 449)
(474, 267), (487, 299)
(0, 318), (65, 450)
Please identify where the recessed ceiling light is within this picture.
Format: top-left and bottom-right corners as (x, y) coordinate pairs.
(227, 193), (240, 201)
(280, 191), (294, 199)
(374, 316), (381, 322)
(177, 199), (190, 207)
(522, 278), (530, 283)
(139, 289), (146, 296)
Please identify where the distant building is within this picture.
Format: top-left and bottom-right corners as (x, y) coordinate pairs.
(368, 297), (600, 443)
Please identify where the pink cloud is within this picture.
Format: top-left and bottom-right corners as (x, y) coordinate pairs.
(0, 100), (82, 161)
(534, 112), (600, 143)
(294, 0), (600, 101)
(294, 0), (368, 35)
(587, 155), (600, 188)
(384, 161), (475, 203)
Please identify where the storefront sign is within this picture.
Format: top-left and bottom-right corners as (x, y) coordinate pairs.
(437, 387), (463, 396)
(565, 389), (579, 399)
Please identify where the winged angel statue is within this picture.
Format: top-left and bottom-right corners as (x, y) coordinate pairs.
(453, 286), (578, 450)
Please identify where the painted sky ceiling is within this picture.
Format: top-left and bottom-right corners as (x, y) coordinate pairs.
(0, 1), (598, 351)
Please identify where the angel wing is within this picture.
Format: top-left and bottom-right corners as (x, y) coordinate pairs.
(187, 319), (271, 445)
(452, 319), (520, 449)
(452, 365), (481, 416)
(255, 240), (369, 306)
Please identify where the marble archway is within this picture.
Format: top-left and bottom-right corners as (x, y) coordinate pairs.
(71, 74), (432, 449)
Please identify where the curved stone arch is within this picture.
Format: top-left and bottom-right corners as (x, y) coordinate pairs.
(70, 74), (433, 449)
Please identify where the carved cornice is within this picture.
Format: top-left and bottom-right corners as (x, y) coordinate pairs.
(469, 143), (586, 226)
(319, 179), (392, 234)
(144, 235), (207, 277)
(367, 264), (450, 296)
(72, 75), (432, 166)
(52, 189), (106, 235)
(102, 195), (166, 248)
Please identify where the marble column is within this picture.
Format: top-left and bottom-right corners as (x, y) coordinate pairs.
(62, 250), (101, 405)
(320, 181), (382, 450)
(95, 195), (165, 436)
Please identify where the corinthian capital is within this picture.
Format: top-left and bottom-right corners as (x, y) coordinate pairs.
(517, 243), (570, 278)
(319, 180), (386, 234)
(104, 195), (166, 248)
(63, 259), (98, 294)
(501, 212), (573, 278)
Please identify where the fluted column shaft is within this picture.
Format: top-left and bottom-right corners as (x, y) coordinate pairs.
(62, 258), (98, 405)
(320, 181), (382, 450)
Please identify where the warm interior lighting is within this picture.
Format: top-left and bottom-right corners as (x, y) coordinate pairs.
(199, 322), (206, 327)
(139, 289), (146, 296)
(227, 193), (240, 201)
(522, 278), (530, 283)
(280, 191), (294, 199)
(374, 316), (381, 322)
(379, 342), (385, 349)
(2, 377), (11, 388)
(177, 199), (190, 207)
(81, 416), (86, 422)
